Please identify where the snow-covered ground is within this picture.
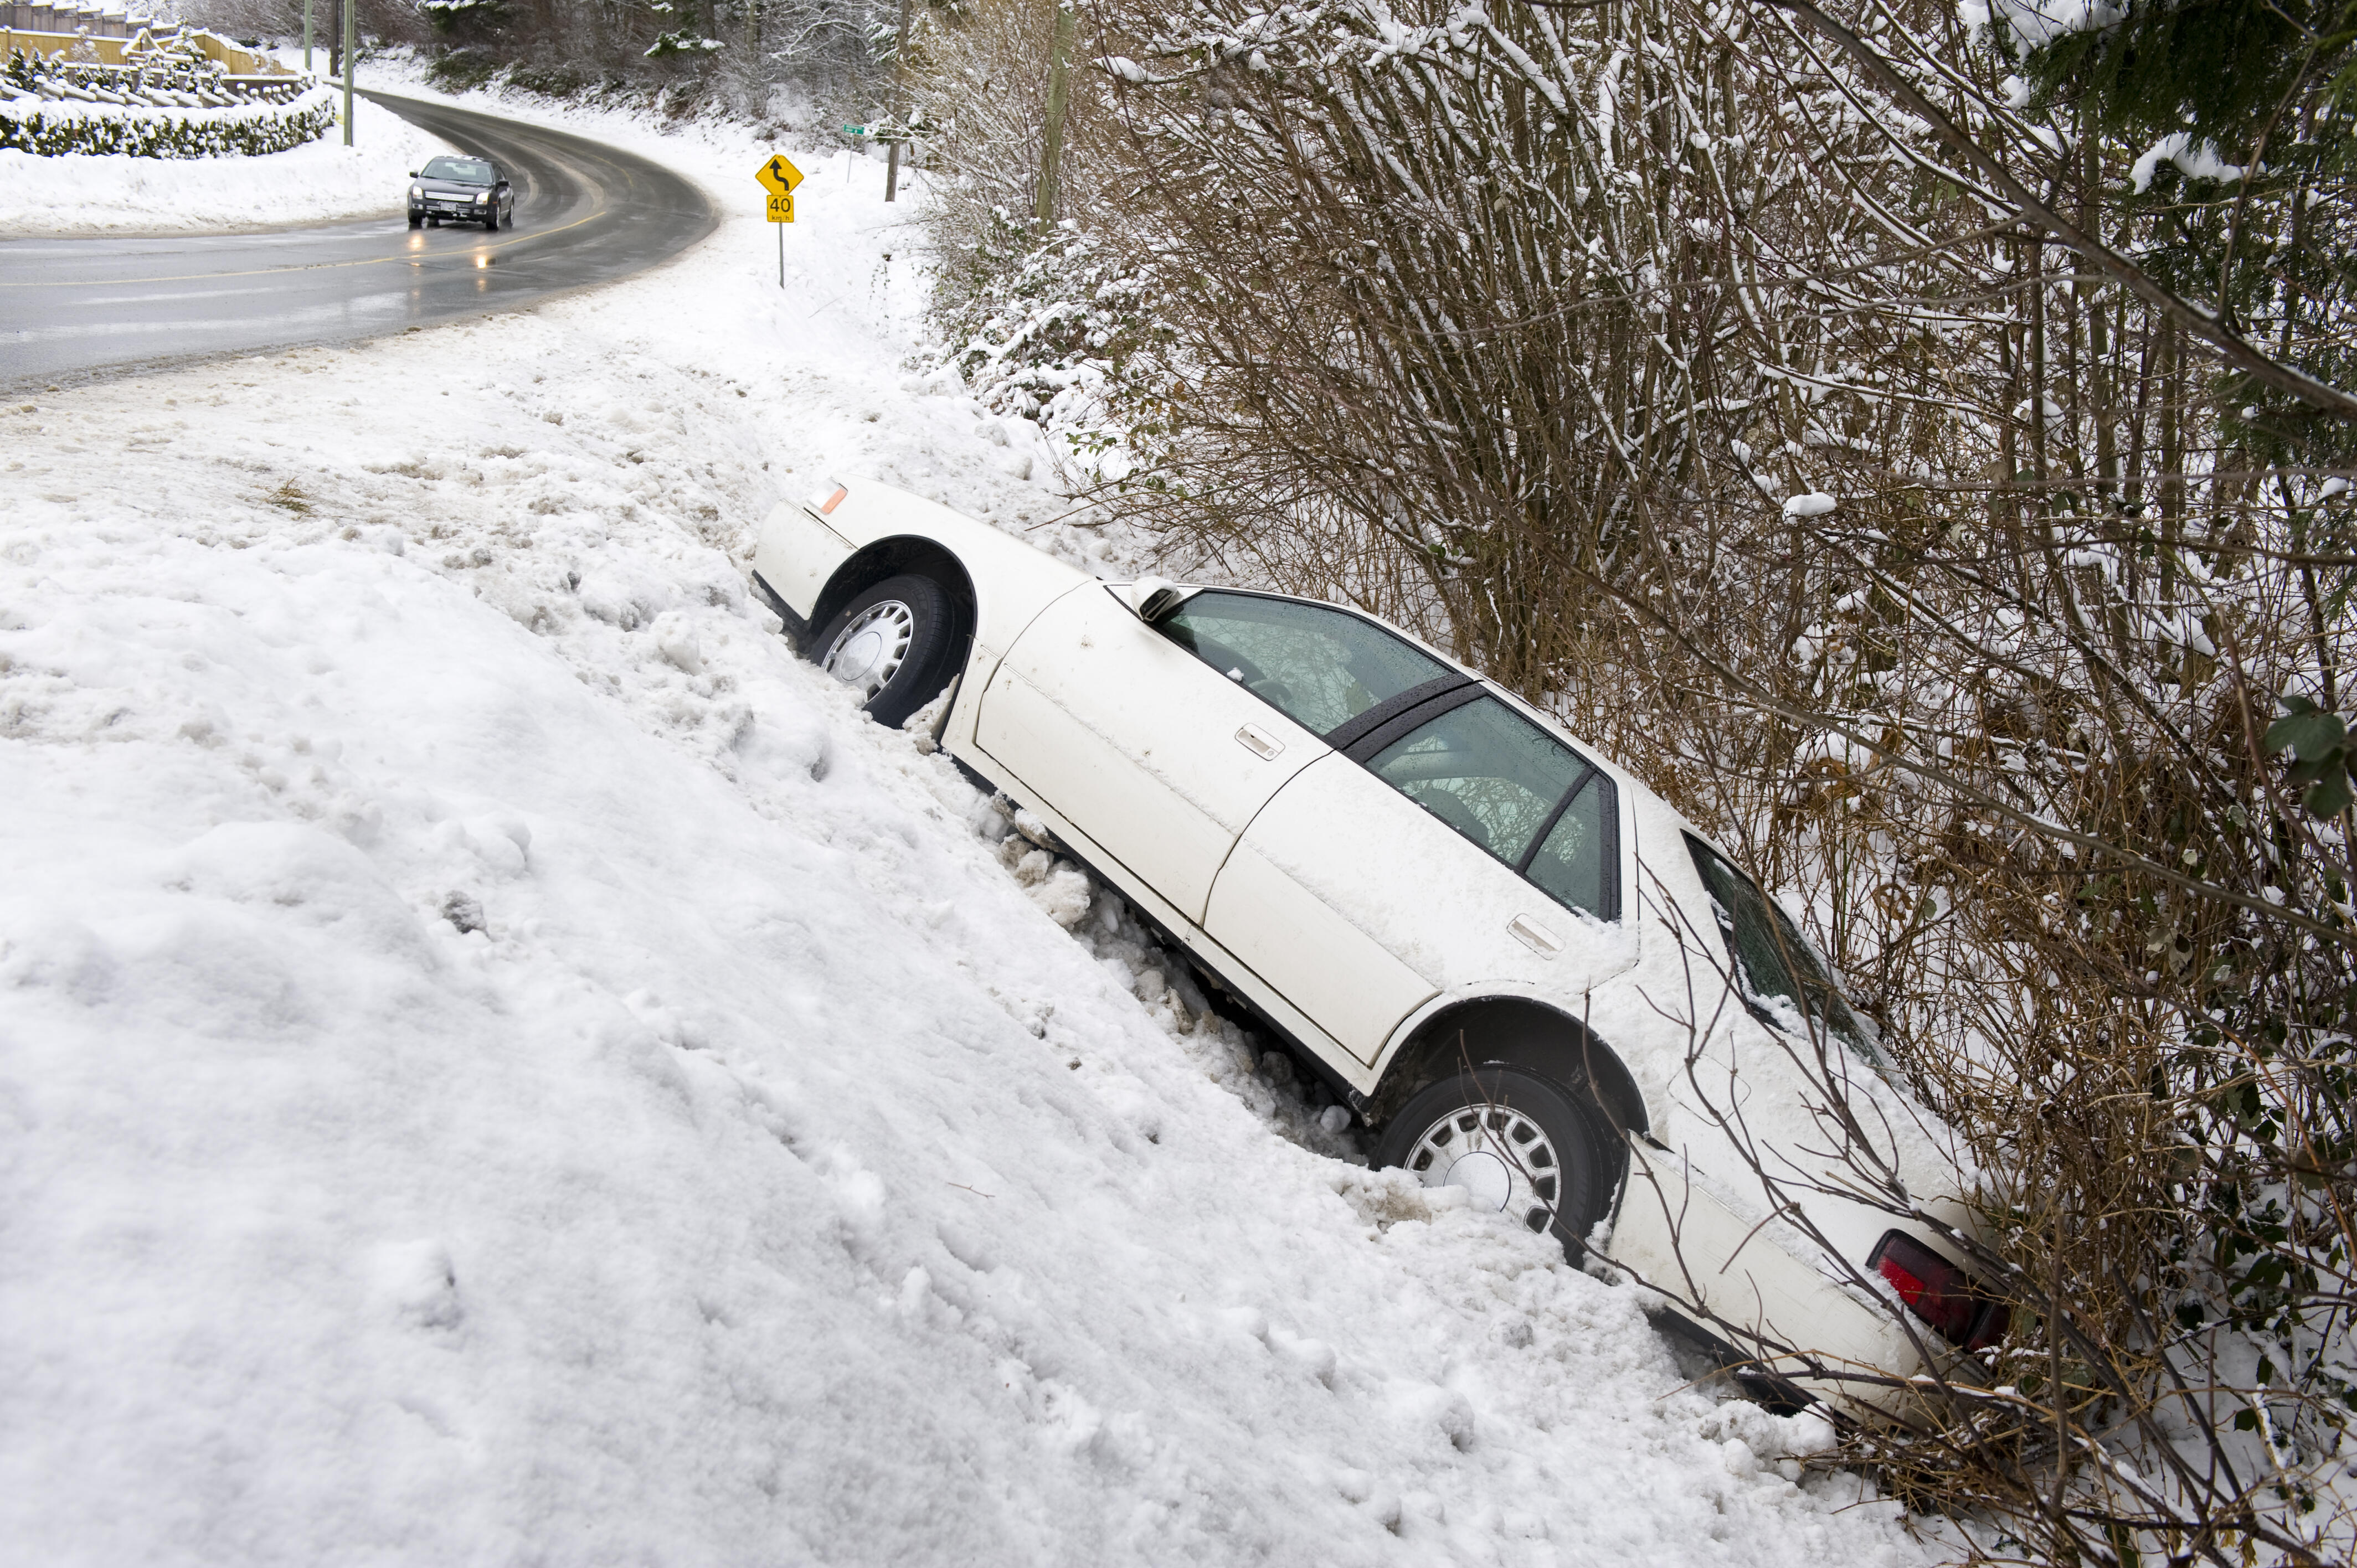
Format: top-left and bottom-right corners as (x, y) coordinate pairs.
(0, 74), (1947, 1566)
(0, 87), (445, 238)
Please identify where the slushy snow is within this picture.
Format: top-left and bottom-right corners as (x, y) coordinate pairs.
(0, 75), (1944, 1566)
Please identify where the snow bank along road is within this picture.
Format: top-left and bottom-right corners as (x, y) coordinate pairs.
(0, 90), (715, 390)
(0, 81), (1944, 1566)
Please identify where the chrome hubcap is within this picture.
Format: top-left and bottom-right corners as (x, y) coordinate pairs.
(1404, 1101), (1561, 1234)
(822, 600), (915, 699)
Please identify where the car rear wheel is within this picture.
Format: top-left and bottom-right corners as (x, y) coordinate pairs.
(1373, 1066), (1615, 1260)
(812, 573), (961, 730)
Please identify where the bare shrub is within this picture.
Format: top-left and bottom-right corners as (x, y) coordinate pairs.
(985, 0), (2357, 1556)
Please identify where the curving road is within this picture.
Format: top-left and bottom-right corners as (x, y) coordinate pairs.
(0, 91), (717, 389)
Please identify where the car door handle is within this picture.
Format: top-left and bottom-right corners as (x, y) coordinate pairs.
(1234, 724), (1284, 760)
(1508, 914), (1565, 957)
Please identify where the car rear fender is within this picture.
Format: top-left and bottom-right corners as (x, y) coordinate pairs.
(1366, 992), (1652, 1146)
(1608, 1138), (1942, 1419)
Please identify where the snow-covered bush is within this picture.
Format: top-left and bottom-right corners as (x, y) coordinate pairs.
(932, 216), (1170, 486)
(0, 82), (335, 158)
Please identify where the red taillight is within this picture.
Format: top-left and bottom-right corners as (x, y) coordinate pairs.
(1869, 1231), (2007, 1352)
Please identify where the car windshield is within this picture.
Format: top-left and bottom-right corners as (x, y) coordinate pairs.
(1684, 835), (1882, 1067)
(1157, 591), (1452, 737)
(421, 157), (494, 183)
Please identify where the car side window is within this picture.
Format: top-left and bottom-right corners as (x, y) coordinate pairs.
(1366, 695), (1620, 921)
(1157, 592), (1451, 737)
(1525, 782), (1611, 917)
(1684, 835), (1882, 1066)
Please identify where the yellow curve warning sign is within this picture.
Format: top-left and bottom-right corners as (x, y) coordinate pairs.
(756, 155), (804, 223)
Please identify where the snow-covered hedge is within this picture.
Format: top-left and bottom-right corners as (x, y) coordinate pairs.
(0, 87), (336, 158)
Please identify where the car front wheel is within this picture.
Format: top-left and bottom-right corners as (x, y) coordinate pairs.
(812, 573), (961, 730)
(1373, 1066), (1617, 1260)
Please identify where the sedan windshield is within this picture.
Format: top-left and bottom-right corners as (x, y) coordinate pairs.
(1684, 835), (1882, 1067)
(421, 157), (495, 184)
(1157, 591), (1451, 737)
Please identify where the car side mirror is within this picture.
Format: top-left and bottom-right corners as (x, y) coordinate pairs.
(1126, 576), (1200, 623)
(408, 169), (418, 176)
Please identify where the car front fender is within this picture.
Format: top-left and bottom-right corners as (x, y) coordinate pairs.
(748, 495), (857, 641)
(751, 477), (1088, 654)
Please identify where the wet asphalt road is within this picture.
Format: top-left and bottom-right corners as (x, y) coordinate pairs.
(0, 91), (717, 390)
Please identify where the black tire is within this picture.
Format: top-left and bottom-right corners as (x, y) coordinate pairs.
(426, 216), (440, 229)
(408, 212), (423, 229)
(811, 574), (960, 730)
(1373, 1066), (1615, 1260)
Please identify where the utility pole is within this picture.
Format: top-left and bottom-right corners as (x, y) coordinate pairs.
(1033, 0), (1073, 225)
(303, 0), (312, 72)
(883, 0), (913, 202)
(341, 0), (354, 146)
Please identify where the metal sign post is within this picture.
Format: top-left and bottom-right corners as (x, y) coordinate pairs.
(341, 0), (354, 146)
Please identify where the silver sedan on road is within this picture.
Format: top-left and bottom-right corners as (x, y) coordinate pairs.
(408, 153), (513, 230)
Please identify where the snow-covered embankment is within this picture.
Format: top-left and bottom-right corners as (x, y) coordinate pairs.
(0, 78), (1940, 1566)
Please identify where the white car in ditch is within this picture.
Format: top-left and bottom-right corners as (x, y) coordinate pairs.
(749, 477), (2003, 1410)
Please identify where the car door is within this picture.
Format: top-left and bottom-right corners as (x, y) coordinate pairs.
(971, 585), (1459, 925)
(972, 585), (1324, 923)
(1206, 686), (1635, 1064)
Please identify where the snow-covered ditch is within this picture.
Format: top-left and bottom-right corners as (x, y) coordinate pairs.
(0, 75), (1943, 1566)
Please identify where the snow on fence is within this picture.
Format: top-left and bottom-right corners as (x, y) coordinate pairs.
(1, 6), (294, 74)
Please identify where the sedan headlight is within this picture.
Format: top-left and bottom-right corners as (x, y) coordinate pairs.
(409, 183), (421, 199)
(476, 190), (492, 203)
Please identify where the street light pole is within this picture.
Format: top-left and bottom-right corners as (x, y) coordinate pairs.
(341, 0), (354, 146)
(303, 0), (312, 72)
